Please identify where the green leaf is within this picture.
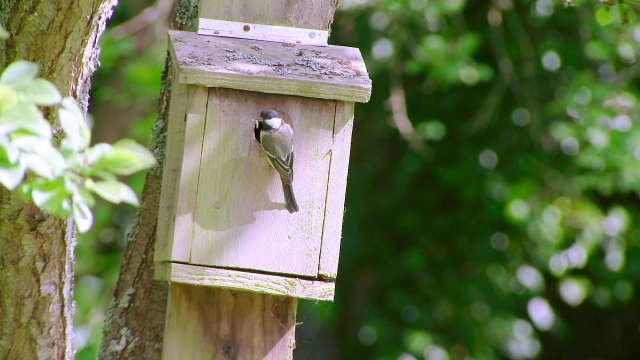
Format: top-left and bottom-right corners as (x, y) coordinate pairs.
(596, 7), (615, 26)
(86, 179), (139, 206)
(456, 33), (482, 57)
(12, 136), (66, 178)
(18, 182), (32, 202)
(440, 0), (466, 15)
(0, 25), (9, 40)
(72, 200), (93, 233)
(622, 7), (636, 24)
(404, 330), (433, 355)
(92, 169), (117, 182)
(31, 178), (71, 217)
(59, 97), (90, 151)
(89, 139), (156, 176)
(0, 102), (52, 139)
(0, 159), (26, 190)
(0, 84), (18, 112)
(585, 40), (609, 60)
(416, 121), (447, 141)
(16, 78), (62, 106)
(0, 61), (40, 87)
(0, 140), (19, 164)
(85, 143), (111, 165)
(422, 35), (448, 63)
(69, 181), (95, 208)
(21, 154), (56, 179)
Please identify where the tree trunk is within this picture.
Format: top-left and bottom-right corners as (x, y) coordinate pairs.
(100, 0), (339, 359)
(0, 0), (116, 359)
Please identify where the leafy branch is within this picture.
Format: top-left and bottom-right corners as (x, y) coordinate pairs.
(0, 60), (156, 233)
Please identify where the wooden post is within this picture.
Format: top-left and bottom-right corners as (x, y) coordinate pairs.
(163, 284), (297, 359)
(156, 1), (367, 359)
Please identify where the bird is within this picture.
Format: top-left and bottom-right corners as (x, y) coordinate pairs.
(254, 109), (299, 213)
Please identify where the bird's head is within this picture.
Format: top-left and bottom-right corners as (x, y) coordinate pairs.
(256, 109), (283, 130)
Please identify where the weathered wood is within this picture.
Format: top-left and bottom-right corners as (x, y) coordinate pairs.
(155, 81), (208, 263)
(163, 283), (297, 360)
(168, 30), (371, 103)
(191, 88), (334, 276)
(199, 0), (338, 31)
(319, 101), (355, 279)
(198, 18), (329, 46)
(156, 262), (335, 301)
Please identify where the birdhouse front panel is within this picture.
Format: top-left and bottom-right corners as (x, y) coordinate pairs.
(190, 88), (335, 276)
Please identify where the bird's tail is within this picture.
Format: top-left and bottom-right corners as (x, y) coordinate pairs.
(281, 180), (299, 213)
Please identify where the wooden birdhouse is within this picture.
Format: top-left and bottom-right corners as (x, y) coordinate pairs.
(154, 26), (371, 302)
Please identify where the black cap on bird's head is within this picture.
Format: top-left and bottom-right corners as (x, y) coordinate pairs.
(255, 108), (283, 131)
(259, 109), (280, 120)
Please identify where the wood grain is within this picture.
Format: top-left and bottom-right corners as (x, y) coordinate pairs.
(198, 18), (329, 46)
(319, 101), (355, 279)
(163, 283), (297, 360)
(155, 262), (335, 301)
(155, 81), (208, 262)
(198, 0), (338, 31)
(190, 88), (334, 277)
(168, 30), (371, 103)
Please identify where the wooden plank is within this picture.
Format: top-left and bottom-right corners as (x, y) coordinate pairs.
(198, 18), (329, 46)
(163, 283), (298, 360)
(319, 101), (355, 279)
(199, 0), (337, 31)
(155, 83), (208, 262)
(190, 88), (335, 277)
(155, 262), (335, 301)
(174, 86), (208, 257)
(168, 30), (371, 103)
(155, 69), (188, 262)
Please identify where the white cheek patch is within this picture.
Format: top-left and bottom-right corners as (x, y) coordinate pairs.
(265, 117), (282, 128)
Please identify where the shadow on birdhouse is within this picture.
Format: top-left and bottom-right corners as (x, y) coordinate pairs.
(154, 30), (371, 301)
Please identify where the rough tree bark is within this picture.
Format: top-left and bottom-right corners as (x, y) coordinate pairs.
(99, 0), (339, 359)
(0, 0), (116, 359)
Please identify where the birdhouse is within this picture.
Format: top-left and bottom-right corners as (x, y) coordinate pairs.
(154, 28), (371, 301)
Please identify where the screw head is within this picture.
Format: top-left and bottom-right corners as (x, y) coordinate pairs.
(309, 31), (316, 38)
(243, 25), (250, 32)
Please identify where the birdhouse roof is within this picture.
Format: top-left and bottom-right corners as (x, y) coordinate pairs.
(169, 30), (372, 103)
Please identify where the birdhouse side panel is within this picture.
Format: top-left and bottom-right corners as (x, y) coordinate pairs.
(319, 101), (355, 279)
(156, 80), (207, 262)
(190, 88), (335, 277)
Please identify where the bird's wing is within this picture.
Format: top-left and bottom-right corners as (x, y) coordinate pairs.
(260, 124), (294, 184)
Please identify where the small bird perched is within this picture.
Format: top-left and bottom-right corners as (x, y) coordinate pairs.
(254, 109), (299, 213)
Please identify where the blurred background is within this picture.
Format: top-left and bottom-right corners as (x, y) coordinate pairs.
(74, 0), (640, 359)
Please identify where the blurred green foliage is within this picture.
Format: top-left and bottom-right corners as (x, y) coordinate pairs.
(319, 0), (640, 359)
(76, 0), (640, 359)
